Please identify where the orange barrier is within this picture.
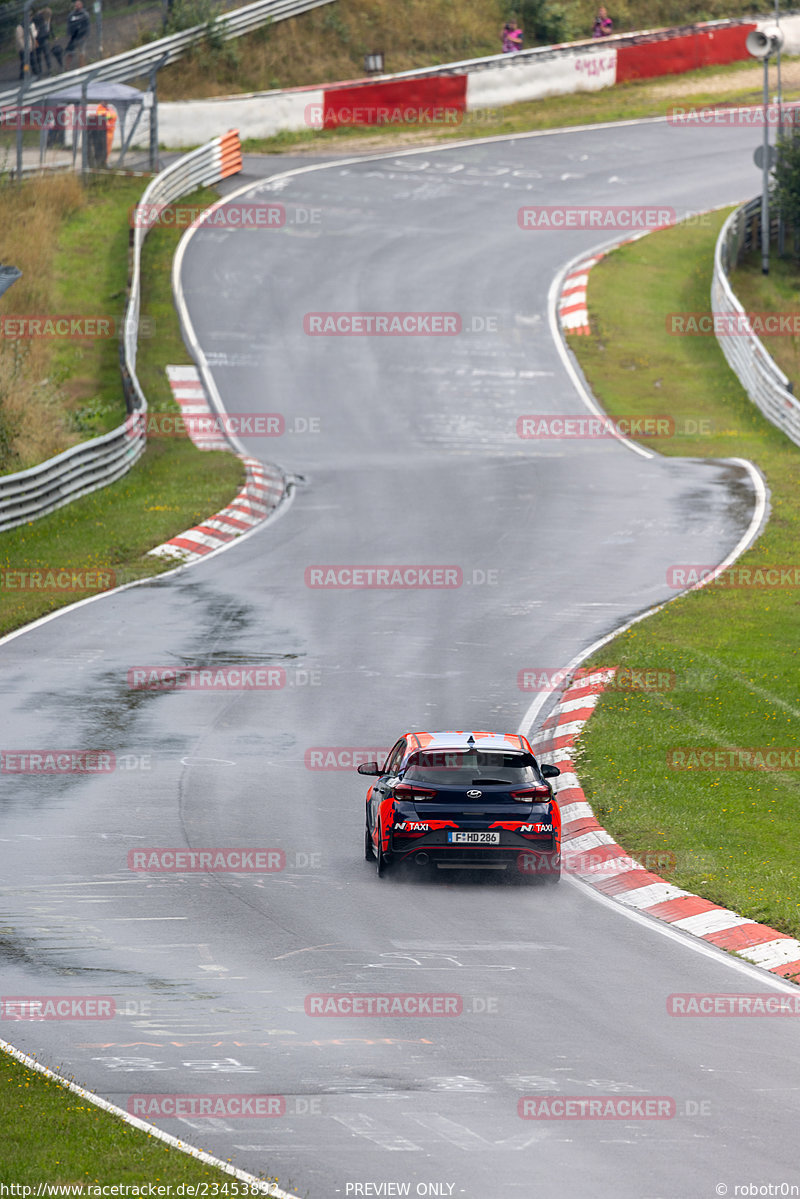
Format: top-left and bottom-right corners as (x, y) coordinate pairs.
(219, 129), (243, 178)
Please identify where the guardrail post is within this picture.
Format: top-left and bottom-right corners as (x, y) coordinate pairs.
(15, 77), (30, 183)
(148, 55), (169, 174)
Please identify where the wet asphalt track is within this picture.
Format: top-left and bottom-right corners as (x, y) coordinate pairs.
(2, 121), (799, 1199)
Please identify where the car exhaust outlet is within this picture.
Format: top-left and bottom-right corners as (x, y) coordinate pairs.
(415, 852), (430, 865)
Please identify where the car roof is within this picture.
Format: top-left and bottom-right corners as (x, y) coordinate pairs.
(403, 731), (529, 755)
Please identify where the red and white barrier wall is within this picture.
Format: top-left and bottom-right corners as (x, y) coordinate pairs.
(152, 14), (800, 148)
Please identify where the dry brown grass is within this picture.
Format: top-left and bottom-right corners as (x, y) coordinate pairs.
(159, 0), (506, 99)
(157, 0), (765, 100)
(0, 174), (87, 474)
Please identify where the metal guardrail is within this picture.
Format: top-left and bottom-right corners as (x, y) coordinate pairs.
(0, 0), (335, 108)
(0, 131), (242, 533)
(712, 197), (800, 450)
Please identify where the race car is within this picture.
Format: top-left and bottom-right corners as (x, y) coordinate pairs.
(360, 730), (561, 880)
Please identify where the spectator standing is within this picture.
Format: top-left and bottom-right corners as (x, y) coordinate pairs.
(64, 0), (91, 69)
(592, 6), (613, 38)
(501, 20), (523, 53)
(15, 22), (40, 78)
(34, 8), (56, 77)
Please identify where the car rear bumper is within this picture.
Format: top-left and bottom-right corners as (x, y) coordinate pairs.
(389, 835), (559, 872)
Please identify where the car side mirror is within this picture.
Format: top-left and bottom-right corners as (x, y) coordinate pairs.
(358, 761), (381, 775)
(540, 763), (561, 778)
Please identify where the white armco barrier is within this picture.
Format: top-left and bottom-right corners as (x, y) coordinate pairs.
(465, 46), (617, 110)
(146, 14), (792, 149)
(158, 88), (324, 146)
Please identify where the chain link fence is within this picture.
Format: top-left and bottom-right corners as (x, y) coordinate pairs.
(0, 0), (247, 85)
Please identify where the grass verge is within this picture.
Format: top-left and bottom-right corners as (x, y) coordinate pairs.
(0, 179), (244, 637)
(155, 0), (763, 100)
(0, 1052), (270, 1185)
(730, 247), (800, 390)
(567, 211), (800, 948)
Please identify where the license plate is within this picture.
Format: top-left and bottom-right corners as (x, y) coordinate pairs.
(448, 831), (500, 845)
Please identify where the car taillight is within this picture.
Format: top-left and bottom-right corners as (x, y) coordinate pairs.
(510, 786), (551, 802)
(393, 783), (437, 801)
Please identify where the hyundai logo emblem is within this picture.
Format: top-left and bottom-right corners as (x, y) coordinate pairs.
(467, 789), (482, 798)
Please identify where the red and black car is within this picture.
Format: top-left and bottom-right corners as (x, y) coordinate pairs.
(360, 730), (561, 881)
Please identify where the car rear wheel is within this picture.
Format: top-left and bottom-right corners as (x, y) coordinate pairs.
(376, 833), (390, 877)
(364, 822), (375, 860)
(541, 853), (561, 884)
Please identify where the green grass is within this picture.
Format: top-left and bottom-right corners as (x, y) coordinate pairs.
(0, 1052), (274, 1185)
(730, 246), (800, 391)
(240, 59), (796, 155)
(0, 184), (261, 1181)
(0, 181), (244, 637)
(50, 177), (144, 440)
(568, 213), (800, 956)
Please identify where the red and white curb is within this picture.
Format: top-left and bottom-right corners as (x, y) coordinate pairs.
(532, 669), (800, 984)
(148, 366), (285, 563)
(557, 256), (599, 336)
(557, 230), (653, 338)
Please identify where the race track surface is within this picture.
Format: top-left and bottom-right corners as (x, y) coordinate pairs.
(2, 122), (797, 1199)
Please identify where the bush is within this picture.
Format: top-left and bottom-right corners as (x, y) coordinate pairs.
(513, 0), (576, 46)
(773, 132), (800, 257)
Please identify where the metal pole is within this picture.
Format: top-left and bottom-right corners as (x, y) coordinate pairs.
(81, 76), (89, 176)
(775, 0), (785, 256)
(94, 0), (103, 58)
(762, 56), (770, 274)
(23, 0), (34, 77)
(148, 55), (168, 173)
(15, 77), (30, 182)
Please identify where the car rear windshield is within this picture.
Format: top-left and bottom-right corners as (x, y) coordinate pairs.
(404, 750), (539, 786)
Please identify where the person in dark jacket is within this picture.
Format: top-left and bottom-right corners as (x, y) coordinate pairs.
(64, 0), (90, 68)
(34, 8), (55, 76)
